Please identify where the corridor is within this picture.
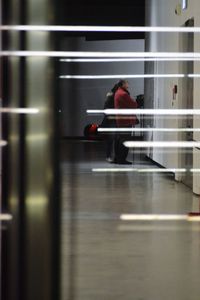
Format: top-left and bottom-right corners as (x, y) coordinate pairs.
(2, 1), (200, 300)
(60, 140), (200, 300)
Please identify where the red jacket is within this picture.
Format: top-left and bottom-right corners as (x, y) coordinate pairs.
(114, 87), (138, 127)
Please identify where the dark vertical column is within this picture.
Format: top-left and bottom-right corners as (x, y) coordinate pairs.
(67, 69), (79, 300)
(1, 1), (18, 300)
(18, 0), (27, 298)
(1, 0), (61, 299)
(56, 35), (79, 300)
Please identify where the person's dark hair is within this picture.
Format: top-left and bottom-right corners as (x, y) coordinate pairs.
(117, 79), (127, 88)
(117, 79), (130, 95)
(111, 83), (119, 94)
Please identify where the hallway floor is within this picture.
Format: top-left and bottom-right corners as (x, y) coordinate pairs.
(60, 140), (200, 300)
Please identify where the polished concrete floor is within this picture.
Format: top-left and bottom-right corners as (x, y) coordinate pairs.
(60, 140), (200, 300)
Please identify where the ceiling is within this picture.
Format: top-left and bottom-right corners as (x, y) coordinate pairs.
(57, 0), (145, 40)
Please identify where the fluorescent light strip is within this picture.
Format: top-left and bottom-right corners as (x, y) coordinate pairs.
(0, 214), (13, 221)
(124, 141), (200, 148)
(92, 168), (136, 172)
(0, 108), (39, 114)
(0, 141), (8, 147)
(139, 168), (200, 173)
(2, 25), (200, 33)
(98, 128), (200, 133)
(60, 74), (185, 79)
(60, 58), (200, 62)
(120, 214), (200, 222)
(188, 74), (200, 78)
(92, 168), (180, 173)
(3, 51), (200, 58)
(121, 214), (187, 221)
(88, 109), (200, 115)
(138, 168), (186, 173)
(60, 58), (140, 62)
(190, 169), (200, 173)
(92, 168), (200, 173)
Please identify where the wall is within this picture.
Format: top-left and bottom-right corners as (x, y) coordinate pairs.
(145, 0), (200, 194)
(59, 38), (144, 136)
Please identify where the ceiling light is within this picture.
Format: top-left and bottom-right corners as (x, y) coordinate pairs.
(120, 214), (200, 222)
(0, 108), (39, 114)
(2, 51), (200, 59)
(0, 214), (13, 221)
(1, 25), (200, 33)
(98, 128), (200, 132)
(59, 74), (185, 79)
(59, 58), (200, 62)
(0, 140), (8, 147)
(87, 109), (200, 115)
(124, 141), (200, 148)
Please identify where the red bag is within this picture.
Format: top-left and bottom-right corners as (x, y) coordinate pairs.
(84, 123), (99, 139)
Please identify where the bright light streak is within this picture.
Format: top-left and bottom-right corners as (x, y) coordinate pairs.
(190, 169), (200, 173)
(120, 214), (187, 221)
(87, 109), (200, 115)
(92, 168), (200, 173)
(188, 217), (200, 222)
(0, 214), (13, 221)
(0, 108), (39, 114)
(139, 168), (200, 173)
(97, 127), (200, 133)
(59, 74), (185, 79)
(120, 214), (200, 222)
(0, 140), (8, 147)
(92, 168), (135, 172)
(2, 25), (200, 33)
(60, 58), (200, 62)
(60, 58), (145, 62)
(138, 168), (186, 173)
(3, 51), (200, 59)
(124, 141), (200, 148)
(188, 74), (200, 77)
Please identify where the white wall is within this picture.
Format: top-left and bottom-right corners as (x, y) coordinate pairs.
(59, 38), (144, 136)
(145, 0), (200, 194)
